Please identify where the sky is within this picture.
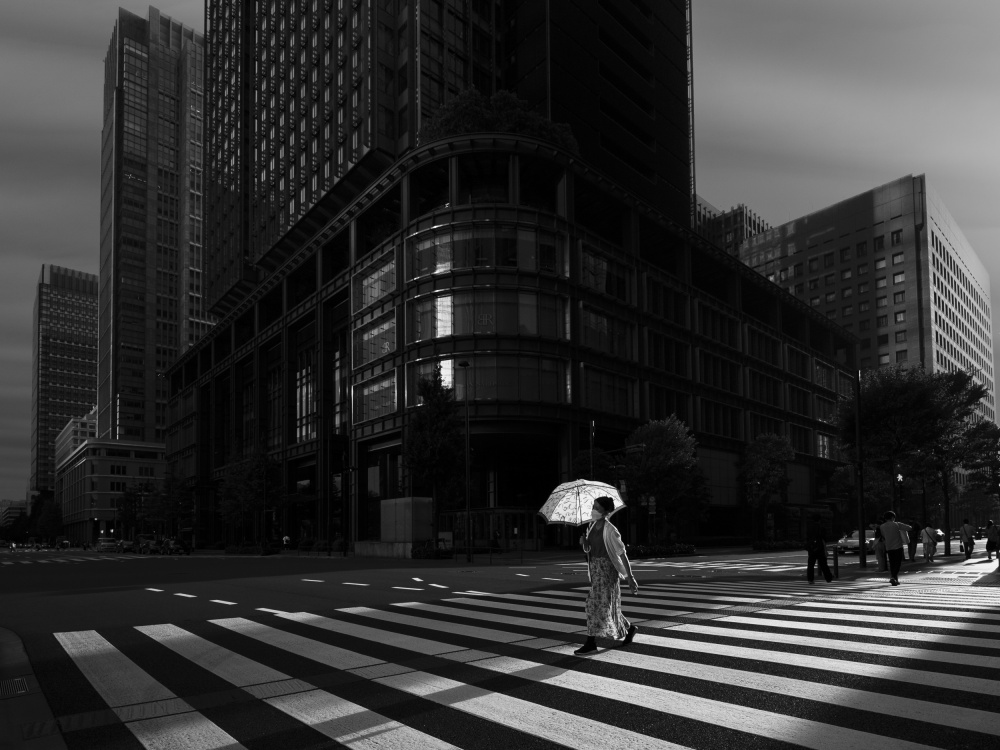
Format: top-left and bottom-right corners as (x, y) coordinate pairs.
(1, 1), (998, 500)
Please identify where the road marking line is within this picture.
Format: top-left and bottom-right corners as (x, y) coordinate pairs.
(268, 689), (460, 750)
(174, 593), (196, 598)
(146, 588), (163, 592)
(278, 612), (467, 656)
(377, 670), (691, 750)
(542, 577), (561, 581)
(412, 577), (423, 581)
(429, 583), (448, 588)
(443, 594), (679, 619)
(342, 582), (369, 586)
(392, 586), (423, 590)
(391, 602), (585, 633)
(209, 600), (237, 605)
(127, 712), (247, 750)
(137, 624), (287, 686)
(301, 579), (324, 583)
(342, 606), (536, 644)
(719, 615), (1000, 651)
(754, 608), (1000, 634)
(516, 573), (529, 577)
(254, 608), (287, 614)
(54, 630), (177, 708)
(209, 618), (383, 670)
(674, 623), (1000, 670)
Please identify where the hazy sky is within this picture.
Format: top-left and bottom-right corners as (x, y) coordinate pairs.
(1, 1), (998, 500)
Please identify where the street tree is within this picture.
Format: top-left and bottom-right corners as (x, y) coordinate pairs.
(622, 417), (701, 542)
(836, 365), (987, 550)
(404, 365), (465, 547)
(963, 420), (1000, 501)
(738, 433), (795, 544)
(217, 454), (283, 546)
(144, 472), (192, 539)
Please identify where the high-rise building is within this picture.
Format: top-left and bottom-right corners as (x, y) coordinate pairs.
(204, 0), (695, 317)
(695, 196), (771, 257)
(99, 7), (212, 443)
(741, 174), (995, 422)
(167, 1), (857, 552)
(30, 265), (99, 498)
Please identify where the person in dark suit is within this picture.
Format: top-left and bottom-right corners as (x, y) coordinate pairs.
(805, 516), (833, 584)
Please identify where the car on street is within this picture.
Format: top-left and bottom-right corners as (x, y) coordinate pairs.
(96, 537), (117, 552)
(116, 539), (135, 553)
(163, 538), (191, 555)
(137, 535), (161, 555)
(836, 529), (876, 554)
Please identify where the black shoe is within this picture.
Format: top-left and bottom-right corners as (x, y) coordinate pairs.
(622, 625), (638, 646)
(574, 638), (598, 655)
(890, 578), (899, 586)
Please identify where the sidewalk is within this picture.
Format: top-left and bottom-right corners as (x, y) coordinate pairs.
(0, 630), (65, 750)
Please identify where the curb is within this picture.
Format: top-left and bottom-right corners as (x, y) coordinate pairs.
(0, 629), (66, 750)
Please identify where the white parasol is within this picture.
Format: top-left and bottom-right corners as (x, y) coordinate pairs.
(537, 479), (625, 526)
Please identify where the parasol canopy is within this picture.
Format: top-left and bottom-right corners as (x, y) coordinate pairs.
(537, 479), (625, 526)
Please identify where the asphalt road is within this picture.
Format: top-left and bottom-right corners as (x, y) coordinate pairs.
(2, 546), (998, 750)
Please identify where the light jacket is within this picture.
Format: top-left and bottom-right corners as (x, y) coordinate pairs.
(586, 518), (629, 580)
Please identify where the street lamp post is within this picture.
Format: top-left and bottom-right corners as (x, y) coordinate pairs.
(458, 360), (472, 562)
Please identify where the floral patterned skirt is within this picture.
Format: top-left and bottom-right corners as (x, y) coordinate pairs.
(586, 556), (631, 639)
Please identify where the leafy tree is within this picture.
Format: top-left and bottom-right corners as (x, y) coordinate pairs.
(217, 454), (283, 546)
(422, 88), (580, 153)
(963, 420), (1000, 499)
(403, 366), (465, 545)
(738, 433), (795, 543)
(836, 365), (987, 551)
(143, 472), (193, 538)
(622, 417), (701, 542)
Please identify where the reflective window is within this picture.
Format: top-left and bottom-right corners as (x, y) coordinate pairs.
(412, 291), (567, 341)
(410, 356), (568, 405)
(410, 224), (566, 278)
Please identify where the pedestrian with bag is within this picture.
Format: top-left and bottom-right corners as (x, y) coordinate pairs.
(921, 523), (937, 561)
(576, 495), (639, 655)
(805, 516), (833, 584)
(879, 511), (911, 586)
(985, 520), (998, 562)
(960, 518), (976, 560)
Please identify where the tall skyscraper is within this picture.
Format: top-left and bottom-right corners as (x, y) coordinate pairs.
(204, 0), (695, 316)
(30, 265), (99, 497)
(99, 7), (212, 443)
(166, 0), (859, 551)
(741, 174), (995, 422)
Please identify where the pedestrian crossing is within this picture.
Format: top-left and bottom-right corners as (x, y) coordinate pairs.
(0, 554), (154, 566)
(39, 577), (1000, 749)
(559, 557), (803, 573)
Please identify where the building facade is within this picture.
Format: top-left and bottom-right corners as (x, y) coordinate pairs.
(167, 134), (857, 552)
(54, 407), (98, 472)
(204, 0), (695, 319)
(695, 196), (771, 257)
(99, 7), (213, 444)
(0, 500), (28, 531)
(55, 439), (165, 545)
(30, 265), (99, 498)
(740, 174), (995, 423)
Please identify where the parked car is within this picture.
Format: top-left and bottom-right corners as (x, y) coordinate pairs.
(96, 537), (117, 552)
(163, 538), (191, 556)
(836, 529), (877, 554)
(137, 535), (161, 555)
(116, 539), (135, 553)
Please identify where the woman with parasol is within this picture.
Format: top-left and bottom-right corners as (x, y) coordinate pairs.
(575, 495), (639, 655)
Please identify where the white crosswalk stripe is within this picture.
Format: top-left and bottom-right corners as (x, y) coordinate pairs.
(44, 577), (1000, 749)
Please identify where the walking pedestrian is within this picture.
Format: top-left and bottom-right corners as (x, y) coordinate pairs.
(805, 516), (833, 584)
(907, 520), (920, 561)
(921, 523), (937, 561)
(879, 511), (911, 586)
(960, 518), (976, 560)
(575, 496), (639, 655)
(874, 525), (887, 571)
(985, 520), (998, 562)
